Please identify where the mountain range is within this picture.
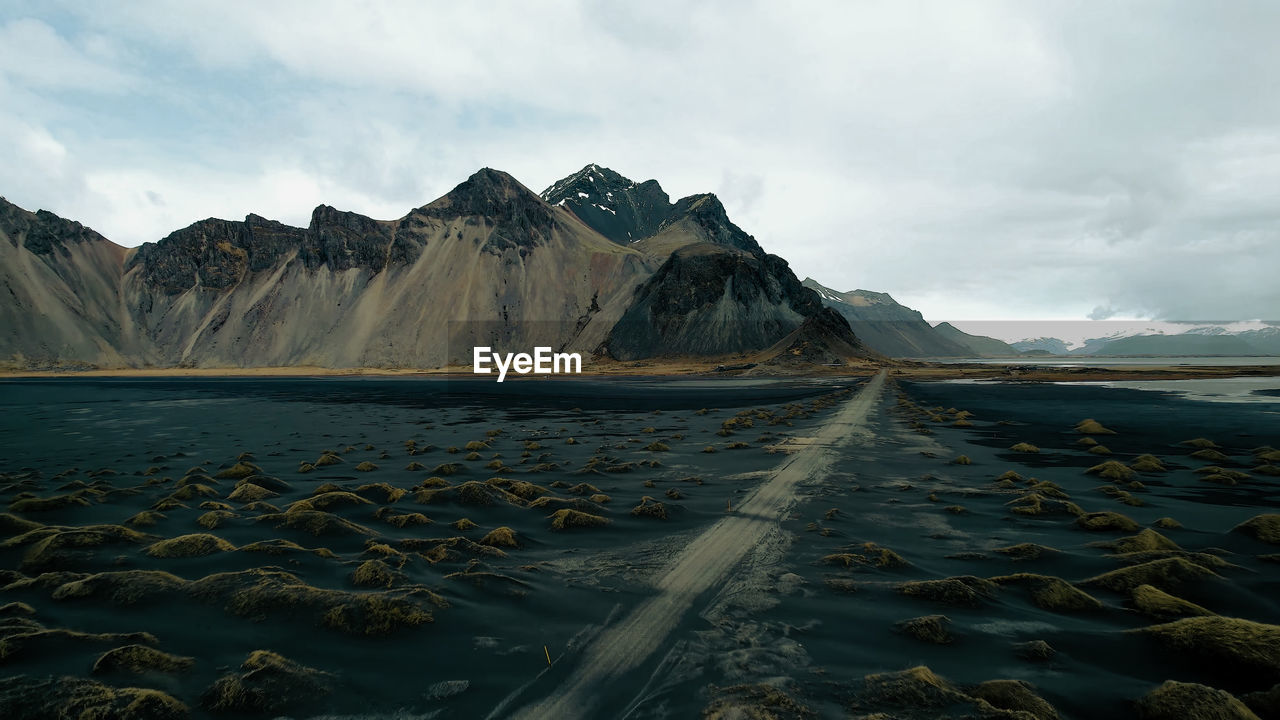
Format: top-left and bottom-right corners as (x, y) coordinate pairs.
(1, 165), (894, 370)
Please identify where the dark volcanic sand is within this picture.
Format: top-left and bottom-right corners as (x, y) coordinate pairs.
(1, 375), (1278, 719)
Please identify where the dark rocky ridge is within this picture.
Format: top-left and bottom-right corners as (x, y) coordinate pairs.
(540, 165), (764, 255)
(1, 167), (881, 368)
(0, 197), (113, 257)
(605, 244), (861, 360)
(802, 278), (970, 357)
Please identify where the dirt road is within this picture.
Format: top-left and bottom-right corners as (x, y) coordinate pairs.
(503, 370), (887, 719)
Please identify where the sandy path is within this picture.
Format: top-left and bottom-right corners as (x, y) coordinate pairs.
(504, 370), (887, 719)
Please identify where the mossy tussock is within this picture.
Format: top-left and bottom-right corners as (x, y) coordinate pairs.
(479, 526), (519, 548)
(1130, 583), (1215, 620)
(354, 482), (408, 503)
(969, 679), (1060, 720)
(1086, 461), (1136, 481)
(238, 538), (337, 558)
(548, 509), (610, 531)
(822, 542), (910, 570)
(8, 493), (92, 513)
(0, 675), (188, 720)
(1130, 454), (1168, 472)
(1009, 442), (1040, 453)
(92, 643), (194, 675)
(0, 627), (159, 663)
(401, 536), (506, 564)
(258, 509), (374, 537)
(201, 649), (332, 714)
(10, 524), (150, 570)
(1076, 511), (1141, 532)
(1082, 557), (1221, 594)
(1133, 616), (1280, 685)
(415, 480), (525, 507)
(227, 483), (280, 503)
(214, 461), (262, 480)
(1135, 680), (1259, 720)
(350, 559), (398, 589)
(898, 576), (998, 607)
(993, 543), (1058, 561)
(145, 533), (236, 558)
(630, 496), (668, 520)
(895, 614), (953, 644)
(990, 573), (1103, 613)
(1076, 418), (1117, 435)
(1092, 529), (1180, 554)
(1233, 514), (1280, 545)
(1007, 493), (1085, 518)
(52, 569), (189, 605)
(285, 491), (374, 513)
(188, 568), (435, 635)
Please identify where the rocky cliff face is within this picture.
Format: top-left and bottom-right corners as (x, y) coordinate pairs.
(0, 166), (879, 369)
(0, 198), (134, 368)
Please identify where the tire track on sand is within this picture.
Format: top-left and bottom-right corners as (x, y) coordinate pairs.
(504, 370), (887, 719)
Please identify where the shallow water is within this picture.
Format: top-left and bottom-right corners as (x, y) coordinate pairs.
(1, 376), (1278, 719)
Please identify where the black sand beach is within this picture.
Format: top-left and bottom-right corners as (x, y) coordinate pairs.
(1, 375), (1277, 719)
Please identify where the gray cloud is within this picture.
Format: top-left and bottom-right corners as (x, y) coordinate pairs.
(0, 1), (1276, 321)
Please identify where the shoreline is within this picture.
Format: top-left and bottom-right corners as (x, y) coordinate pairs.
(2, 361), (1280, 383)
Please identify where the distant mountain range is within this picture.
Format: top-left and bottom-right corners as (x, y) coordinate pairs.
(1013, 326), (1280, 357)
(0, 165), (879, 370)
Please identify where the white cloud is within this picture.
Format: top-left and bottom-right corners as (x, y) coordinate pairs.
(2, 1), (1278, 321)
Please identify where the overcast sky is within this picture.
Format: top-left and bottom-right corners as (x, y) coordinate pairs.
(2, 1), (1278, 326)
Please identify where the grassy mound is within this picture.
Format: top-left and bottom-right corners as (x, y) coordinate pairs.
(450, 518), (478, 532)
(990, 573), (1102, 613)
(1014, 640), (1056, 661)
(354, 483), (407, 503)
(898, 576), (997, 607)
(238, 539), (336, 558)
(860, 665), (969, 708)
(1086, 461), (1136, 481)
(823, 542), (910, 570)
(214, 461), (261, 479)
(970, 679), (1059, 720)
(548, 509), (610, 531)
(92, 644), (194, 675)
(485, 477), (552, 501)
(1136, 681), (1259, 720)
(0, 627), (158, 663)
(1095, 529), (1180, 554)
(12, 525), (150, 570)
(415, 481), (522, 507)
(703, 683), (813, 720)
(895, 614), (953, 644)
(1182, 438), (1221, 449)
(196, 510), (238, 530)
(952, 455), (972, 465)
(1131, 584), (1215, 621)
(1007, 494), (1085, 517)
(188, 569), (434, 635)
(1135, 617), (1280, 685)
(479, 526), (519, 548)
(1190, 448), (1232, 463)
(0, 675), (188, 719)
(8, 493), (91, 513)
(1076, 511), (1141, 532)
(227, 483), (279, 503)
(1076, 419), (1117, 435)
(286, 491), (373, 513)
(630, 496), (668, 520)
(994, 543), (1058, 561)
(123, 511), (164, 528)
(201, 649), (332, 714)
(145, 533), (235, 558)
(1010, 442), (1040, 453)
(1154, 517), (1183, 529)
(1082, 557), (1221, 594)
(1233, 514), (1280, 545)
(1130, 454), (1167, 472)
(52, 570), (188, 605)
(350, 559), (397, 588)
(258, 510), (374, 537)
